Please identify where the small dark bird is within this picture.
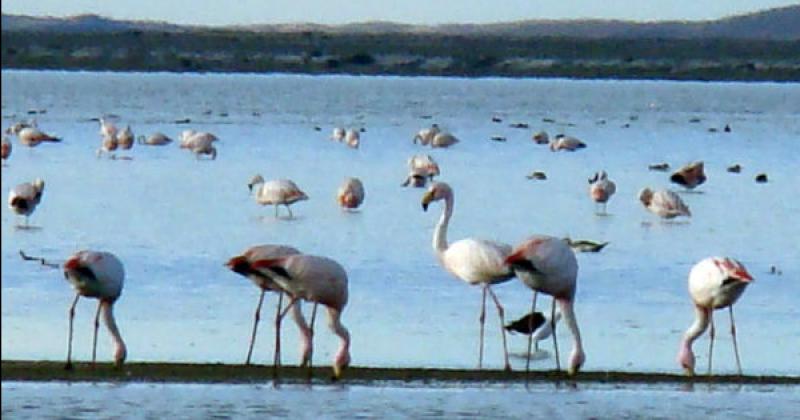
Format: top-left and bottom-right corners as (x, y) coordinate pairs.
(724, 124), (732, 133)
(510, 122), (529, 129)
(649, 162), (670, 172)
(491, 116), (503, 123)
(727, 164), (742, 173)
(505, 312), (547, 335)
(526, 171), (547, 180)
(564, 237), (609, 253)
(755, 173), (768, 183)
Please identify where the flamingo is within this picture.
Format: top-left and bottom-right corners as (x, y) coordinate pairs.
(5, 120), (37, 135)
(180, 130), (219, 159)
(678, 257), (754, 376)
(226, 245), (313, 369)
(504, 235), (585, 375)
(532, 131), (549, 145)
(1, 136), (11, 165)
(549, 134), (586, 151)
(639, 188), (691, 219)
(505, 310), (562, 352)
(137, 132), (174, 146)
(337, 177), (365, 210)
(330, 127), (346, 142)
(421, 181), (514, 371)
(248, 174), (308, 218)
(671, 161), (706, 190)
(98, 117), (118, 140)
(431, 132), (459, 148)
(251, 254), (350, 380)
(96, 134), (118, 158)
(117, 125), (134, 150)
(62, 250), (127, 370)
(8, 125), (61, 147)
(413, 124), (440, 146)
(588, 170), (616, 215)
(8, 178), (45, 227)
(345, 129), (360, 149)
(402, 154), (440, 188)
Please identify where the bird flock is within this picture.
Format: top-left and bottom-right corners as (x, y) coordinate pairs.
(3, 113), (762, 381)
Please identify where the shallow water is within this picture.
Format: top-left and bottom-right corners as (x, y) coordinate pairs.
(3, 381), (799, 419)
(2, 71), (799, 377)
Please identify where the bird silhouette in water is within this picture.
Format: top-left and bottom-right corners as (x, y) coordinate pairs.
(505, 311), (546, 335)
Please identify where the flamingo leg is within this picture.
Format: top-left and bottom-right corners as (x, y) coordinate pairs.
(307, 303), (318, 382)
(486, 286), (511, 372)
(730, 305), (742, 376)
(272, 291), (284, 370)
(478, 285), (487, 369)
(92, 301), (102, 368)
(551, 297), (561, 372)
(274, 204), (279, 218)
(245, 289), (266, 365)
(274, 295), (298, 380)
(526, 291), (539, 380)
(286, 204), (293, 219)
(65, 294), (80, 370)
(707, 310), (716, 376)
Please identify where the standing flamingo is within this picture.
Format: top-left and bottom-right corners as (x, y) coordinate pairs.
(248, 174), (309, 218)
(588, 170), (616, 215)
(504, 235), (585, 375)
(117, 125), (134, 150)
(8, 178), (45, 227)
(226, 245), (312, 369)
(8, 125), (61, 147)
(639, 188), (691, 219)
(402, 154), (440, 188)
(421, 181), (514, 371)
(180, 131), (219, 159)
(337, 177), (365, 210)
(251, 254), (350, 380)
(137, 132), (173, 146)
(345, 129), (360, 149)
(330, 127), (346, 142)
(62, 250), (127, 369)
(678, 257), (754, 376)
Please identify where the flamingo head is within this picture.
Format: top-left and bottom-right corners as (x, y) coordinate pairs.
(248, 174), (265, 193)
(678, 344), (696, 376)
(568, 347), (586, 376)
(114, 342), (127, 368)
(421, 182), (451, 211)
(225, 255), (251, 275)
(32, 178), (45, 193)
(718, 258), (754, 283)
(63, 255), (83, 272)
(638, 188), (654, 206)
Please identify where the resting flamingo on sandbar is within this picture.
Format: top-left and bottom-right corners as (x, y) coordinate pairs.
(62, 250), (127, 370)
(678, 257), (753, 376)
(421, 181), (514, 371)
(251, 254), (351, 380)
(504, 235), (585, 376)
(248, 175), (308, 218)
(588, 170), (616, 215)
(226, 245), (311, 369)
(137, 132), (173, 146)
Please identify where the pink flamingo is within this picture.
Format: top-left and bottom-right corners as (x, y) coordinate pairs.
(678, 257), (754, 376)
(588, 170), (616, 215)
(62, 250), (127, 370)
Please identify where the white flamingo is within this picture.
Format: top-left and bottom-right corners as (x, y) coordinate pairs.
(226, 245), (313, 369)
(8, 125), (61, 147)
(678, 257), (754, 376)
(8, 178), (45, 227)
(96, 134), (118, 158)
(345, 129), (360, 149)
(504, 235), (585, 375)
(117, 125), (134, 150)
(248, 174), (308, 218)
(98, 117), (118, 139)
(413, 124), (440, 146)
(251, 254), (351, 380)
(549, 134), (586, 151)
(180, 130), (219, 159)
(137, 132), (174, 146)
(588, 170), (616, 215)
(330, 127), (346, 142)
(62, 250), (127, 369)
(337, 177), (365, 210)
(421, 181), (514, 371)
(431, 132), (459, 148)
(403, 154), (440, 187)
(639, 188), (691, 219)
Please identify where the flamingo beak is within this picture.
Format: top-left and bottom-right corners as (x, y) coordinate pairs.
(421, 192), (434, 211)
(63, 257), (81, 271)
(735, 269), (754, 282)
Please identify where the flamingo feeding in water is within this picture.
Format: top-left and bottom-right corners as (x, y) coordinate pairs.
(180, 130), (219, 159)
(421, 181), (514, 371)
(226, 245), (311, 368)
(137, 132), (174, 146)
(337, 177), (365, 210)
(251, 254), (351, 380)
(639, 188), (691, 219)
(248, 174), (309, 218)
(504, 235), (585, 375)
(413, 124), (440, 146)
(117, 125), (134, 150)
(678, 257), (754, 376)
(430, 132), (459, 148)
(402, 154), (440, 188)
(8, 178), (45, 227)
(588, 170), (616, 215)
(62, 250), (127, 370)
(671, 161), (707, 190)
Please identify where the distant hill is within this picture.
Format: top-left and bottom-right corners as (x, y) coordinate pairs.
(3, 5), (800, 40)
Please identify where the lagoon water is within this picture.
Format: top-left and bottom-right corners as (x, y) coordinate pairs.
(1, 70), (799, 414)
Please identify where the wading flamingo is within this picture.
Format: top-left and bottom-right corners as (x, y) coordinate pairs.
(330, 127), (346, 142)
(117, 125), (134, 150)
(248, 175), (308, 218)
(180, 130), (219, 159)
(402, 154), (440, 188)
(8, 125), (61, 147)
(549, 134), (586, 151)
(639, 188), (691, 219)
(137, 132), (173, 146)
(96, 134), (118, 158)
(345, 129), (360, 149)
(431, 132), (459, 148)
(671, 161), (706, 190)
(251, 254), (350, 380)
(62, 250), (127, 370)
(8, 178), (45, 227)
(337, 177), (365, 210)
(421, 181), (514, 371)
(226, 245), (312, 369)
(504, 235), (584, 375)
(588, 170), (616, 215)
(678, 257), (753, 376)
(413, 124), (440, 146)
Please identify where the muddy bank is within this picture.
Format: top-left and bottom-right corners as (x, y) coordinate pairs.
(3, 361), (798, 385)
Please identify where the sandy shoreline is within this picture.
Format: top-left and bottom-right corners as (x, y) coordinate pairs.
(3, 361), (798, 385)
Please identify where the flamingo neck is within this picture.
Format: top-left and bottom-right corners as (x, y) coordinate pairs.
(327, 308), (351, 378)
(101, 301), (127, 367)
(433, 193), (453, 256)
(558, 298), (585, 375)
(678, 305), (710, 374)
(291, 301), (313, 365)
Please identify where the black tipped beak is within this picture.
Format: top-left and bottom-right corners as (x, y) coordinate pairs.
(422, 202), (429, 211)
(247, 184), (253, 193)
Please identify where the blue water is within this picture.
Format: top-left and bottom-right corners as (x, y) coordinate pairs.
(2, 70), (799, 377)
